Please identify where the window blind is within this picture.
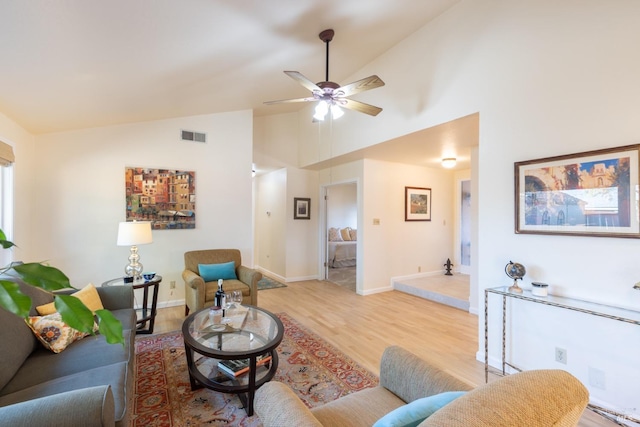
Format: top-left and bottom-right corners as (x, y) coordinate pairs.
(0, 141), (15, 166)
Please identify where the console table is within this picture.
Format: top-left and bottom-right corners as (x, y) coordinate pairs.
(484, 286), (640, 425)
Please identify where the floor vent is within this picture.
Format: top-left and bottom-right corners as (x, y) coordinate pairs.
(181, 130), (207, 143)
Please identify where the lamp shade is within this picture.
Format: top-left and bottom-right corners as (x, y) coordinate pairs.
(117, 221), (153, 246)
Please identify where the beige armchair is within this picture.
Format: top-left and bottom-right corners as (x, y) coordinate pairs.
(182, 249), (261, 316)
(255, 346), (589, 427)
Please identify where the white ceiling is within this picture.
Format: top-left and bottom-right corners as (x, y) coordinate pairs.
(1, 0), (460, 135)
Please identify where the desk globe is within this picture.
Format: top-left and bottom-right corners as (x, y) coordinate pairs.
(505, 261), (526, 294)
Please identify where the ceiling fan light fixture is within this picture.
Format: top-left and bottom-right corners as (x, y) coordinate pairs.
(442, 158), (457, 168)
(330, 104), (344, 119)
(313, 101), (329, 121)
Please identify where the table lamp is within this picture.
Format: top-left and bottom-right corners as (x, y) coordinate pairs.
(117, 221), (152, 280)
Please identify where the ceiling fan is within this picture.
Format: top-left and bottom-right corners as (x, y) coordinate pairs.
(264, 29), (385, 121)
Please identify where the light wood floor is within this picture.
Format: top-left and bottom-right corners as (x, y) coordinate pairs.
(153, 279), (614, 426)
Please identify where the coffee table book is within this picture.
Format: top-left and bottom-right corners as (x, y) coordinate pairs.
(217, 354), (272, 377)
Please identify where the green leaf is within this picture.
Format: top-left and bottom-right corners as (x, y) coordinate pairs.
(13, 263), (70, 291)
(55, 295), (96, 335)
(0, 280), (32, 318)
(96, 309), (124, 345)
(0, 229), (16, 249)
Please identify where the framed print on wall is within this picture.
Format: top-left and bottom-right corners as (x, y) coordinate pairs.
(515, 144), (640, 238)
(294, 197), (311, 220)
(405, 186), (432, 221)
(125, 167), (196, 230)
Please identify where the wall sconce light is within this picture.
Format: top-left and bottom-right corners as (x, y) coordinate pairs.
(634, 282), (640, 290)
(441, 158), (457, 169)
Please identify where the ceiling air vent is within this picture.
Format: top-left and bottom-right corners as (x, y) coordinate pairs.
(181, 129), (207, 143)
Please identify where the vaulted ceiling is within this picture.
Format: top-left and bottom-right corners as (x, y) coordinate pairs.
(1, 0), (460, 135)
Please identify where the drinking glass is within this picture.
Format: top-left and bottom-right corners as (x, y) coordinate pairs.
(232, 290), (243, 306)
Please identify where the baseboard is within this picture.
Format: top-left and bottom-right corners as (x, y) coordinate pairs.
(255, 266), (286, 283)
(255, 266), (318, 283)
(391, 270), (443, 283)
(156, 299), (185, 309)
(361, 285), (393, 295)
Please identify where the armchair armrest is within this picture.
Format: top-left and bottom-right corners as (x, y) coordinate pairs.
(237, 265), (261, 306)
(182, 269), (205, 292)
(255, 382), (323, 427)
(380, 346), (472, 404)
(0, 385), (115, 427)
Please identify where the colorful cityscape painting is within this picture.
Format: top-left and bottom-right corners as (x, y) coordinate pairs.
(125, 167), (196, 229)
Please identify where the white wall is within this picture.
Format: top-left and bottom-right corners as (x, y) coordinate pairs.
(254, 166), (319, 281)
(296, 0), (640, 415)
(327, 183), (357, 230)
(285, 167), (319, 280)
(29, 110), (254, 307)
(361, 160), (455, 293)
(317, 158), (455, 294)
(254, 168), (287, 277)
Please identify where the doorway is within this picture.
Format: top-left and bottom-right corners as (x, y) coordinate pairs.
(459, 179), (471, 275)
(324, 182), (357, 292)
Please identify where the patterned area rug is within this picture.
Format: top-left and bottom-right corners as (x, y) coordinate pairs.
(257, 276), (287, 290)
(131, 313), (378, 426)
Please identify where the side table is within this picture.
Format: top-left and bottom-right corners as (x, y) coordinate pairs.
(102, 275), (162, 334)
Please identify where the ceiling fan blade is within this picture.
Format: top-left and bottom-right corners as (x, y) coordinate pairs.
(263, 96), (317, 105)
(339, 75), (385, 97)
(341, 99), (383, 116)
(284, 71), (322, 92)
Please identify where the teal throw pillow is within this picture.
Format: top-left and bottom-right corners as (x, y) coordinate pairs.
(372, 391), (466, 427)
(198, 261), (237, 281)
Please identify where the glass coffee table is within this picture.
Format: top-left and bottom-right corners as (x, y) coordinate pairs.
(182, 305), (284, 416)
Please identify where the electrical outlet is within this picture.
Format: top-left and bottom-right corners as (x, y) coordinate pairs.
(170, 280), (176, 289)
(555, 347), (567, 364)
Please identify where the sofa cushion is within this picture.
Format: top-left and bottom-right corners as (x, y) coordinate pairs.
(311, 386), (406, 427)
(373, 391), (466, 427)
(198, 261), (238, 281)
(1, 326), (134, 396)
(422, 370), (589, 427)
(0, 362), (130, 425)
(0, 278), (54, 391)
(26, 312), (97, 353)
(36, 283), (104, 315)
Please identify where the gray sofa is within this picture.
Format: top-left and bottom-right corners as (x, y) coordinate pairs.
(0, 279), (136, 427)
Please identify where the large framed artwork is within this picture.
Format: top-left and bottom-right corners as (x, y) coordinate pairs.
(294, 197), (311, 220)
(125, 167), (196, 230)
(405, 186), (432, 221)
(515, 144), (640, 238)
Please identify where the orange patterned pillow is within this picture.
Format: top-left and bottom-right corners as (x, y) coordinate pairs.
(27, 313), (97, 353)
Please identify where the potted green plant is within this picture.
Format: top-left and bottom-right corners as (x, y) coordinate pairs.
(0, 229), (123, 345)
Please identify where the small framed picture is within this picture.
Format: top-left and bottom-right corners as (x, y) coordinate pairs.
(294, 197), (311, 220)
(405, 187), (431, 221)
